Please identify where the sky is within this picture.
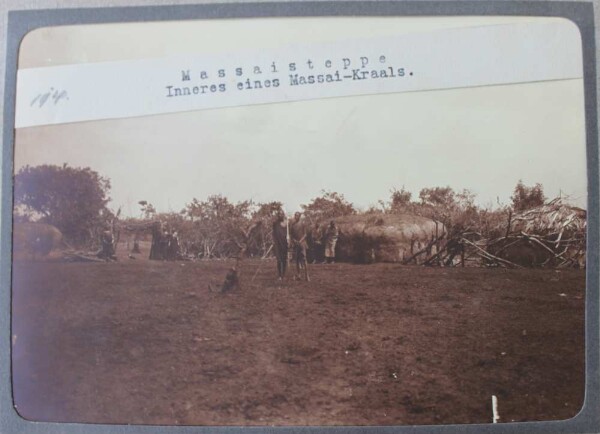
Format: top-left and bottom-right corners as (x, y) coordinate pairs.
(13, 16), (588, 216)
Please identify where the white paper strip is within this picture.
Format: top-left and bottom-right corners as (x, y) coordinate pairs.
(15, 20), (582, 128)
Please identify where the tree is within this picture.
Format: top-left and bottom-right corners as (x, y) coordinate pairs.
(451, 189), (479, 233)
(138, 201), (157, 219)
(14, 164), (112, 244)
(511, 180), (546, 211)
(390, 187), (412, 212)
(400, 186), (480, 233)
(252, 201), (284, 221)
(419, 186), (456, 208)
(182, 195), (254, 258)
(301, 190), (355, 222)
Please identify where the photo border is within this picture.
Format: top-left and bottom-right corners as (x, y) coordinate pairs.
(1, 2), (598, 434)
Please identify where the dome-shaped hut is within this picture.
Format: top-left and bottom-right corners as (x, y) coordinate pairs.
(329, 213), (445, 263)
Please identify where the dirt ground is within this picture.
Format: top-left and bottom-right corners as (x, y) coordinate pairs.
(11, 244), (585, 426)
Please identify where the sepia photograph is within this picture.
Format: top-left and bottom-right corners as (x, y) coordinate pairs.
(10, 15), (588, 426)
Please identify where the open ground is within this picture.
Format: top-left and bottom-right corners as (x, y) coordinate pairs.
(12, 244), (585, 426)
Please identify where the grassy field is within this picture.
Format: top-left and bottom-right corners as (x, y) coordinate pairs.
(12, 249), (585, 426)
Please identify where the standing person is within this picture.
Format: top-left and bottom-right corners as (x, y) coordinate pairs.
(308, 222), (324, 264)
(168, 231), (180, 260)
(324, 220), (339, 264)
(289, 212), (310, 281)
(159, 230), (170, 261)
(272, 212), (288, 280)
(98, 229), (115, 260)
(149, 222), (162, 260)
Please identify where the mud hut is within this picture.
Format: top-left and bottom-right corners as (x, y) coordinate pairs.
(13, 222), (63, 259)
(331, 213), (445, 263)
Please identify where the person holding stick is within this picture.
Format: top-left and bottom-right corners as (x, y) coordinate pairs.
(272, 212), (288, 280)
(289, 212), (310, 281)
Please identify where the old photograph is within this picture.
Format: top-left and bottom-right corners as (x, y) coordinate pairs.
(11, 16), (587, 425)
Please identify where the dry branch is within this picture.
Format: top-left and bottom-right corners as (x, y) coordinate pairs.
(402, 235), (444, 265)
(461, 238), (524, 269)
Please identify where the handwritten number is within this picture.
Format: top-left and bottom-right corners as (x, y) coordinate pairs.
(30, 88), (68, 109)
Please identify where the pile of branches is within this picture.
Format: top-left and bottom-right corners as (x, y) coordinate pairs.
(403, 198), (586, 268)
(510, 198), (586, 238)
(494, 198), (587, 268)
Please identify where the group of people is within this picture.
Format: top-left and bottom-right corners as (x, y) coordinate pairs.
(149, 226), (181, 261)
(272, 211), (340, 281)
(306, 221), (340, 265)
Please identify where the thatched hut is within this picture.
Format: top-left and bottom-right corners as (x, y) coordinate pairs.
(330, 213), (445, 263)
